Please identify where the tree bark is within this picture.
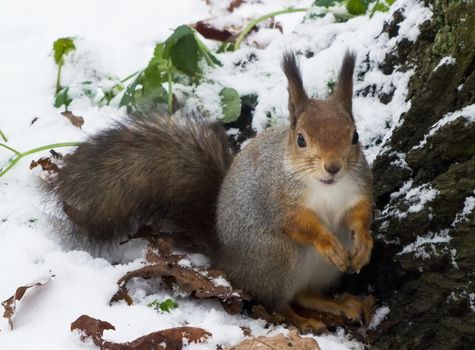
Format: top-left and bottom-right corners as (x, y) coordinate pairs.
(345, 1), (475, 348)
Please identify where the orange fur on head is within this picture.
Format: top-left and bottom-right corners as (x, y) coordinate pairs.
(282, 51), (360, 182)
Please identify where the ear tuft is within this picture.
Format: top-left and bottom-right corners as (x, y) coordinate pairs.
(282, 51), (308, 127)
(334, 50), (356, 117)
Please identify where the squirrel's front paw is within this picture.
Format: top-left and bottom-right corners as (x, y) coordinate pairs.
(314, 234), (350, 272)
(350, 229), (373, 273)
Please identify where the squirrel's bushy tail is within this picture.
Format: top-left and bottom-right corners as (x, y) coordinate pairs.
(52, 115), (232, 252)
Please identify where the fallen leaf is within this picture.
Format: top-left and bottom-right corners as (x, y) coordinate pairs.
(226, 329), (320, 350)
(110, 240), (250, 314)
(111, 231), (375, 336)
(71, 314), (211, 350)
(30, 157), (59, 173)
(1, 275), (55, 330)
(240, 326), (252, 337)
(228, 0), (245, 12)
(193, 20), (238, 42)
(61, 111), (84, 128)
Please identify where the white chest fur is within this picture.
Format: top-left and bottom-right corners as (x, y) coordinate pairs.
(289, 176), (364, 295)
(305, 175), (363, 236)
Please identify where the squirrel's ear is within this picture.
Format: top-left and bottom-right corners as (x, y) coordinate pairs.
(333, 51), (356, 118)
(282, 52), (308, 127)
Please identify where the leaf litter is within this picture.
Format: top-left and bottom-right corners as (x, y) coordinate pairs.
(109, 228), (376, 344)
(226, 329), (320, 350)
(70, 314), (211, 350)
(61, 111), (85, 128)
(1, 275), (55, 330)
(110, 235), (250, 315)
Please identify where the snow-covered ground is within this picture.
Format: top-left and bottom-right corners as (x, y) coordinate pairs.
(0, 0), (432, 348)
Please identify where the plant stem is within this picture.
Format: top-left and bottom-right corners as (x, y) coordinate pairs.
(234, 8), (308, 50)
(167, 59), (173, 115)
(120, 70), (139, 84)
(56, 63), (63, 94)
(20, 142), (80, 158)
(98, 71), (140, 105)
(0, 143), (21, 156)
(369, 0), (381, 17)
(0, 129), (7, 142)
(0, 142), (79, 177)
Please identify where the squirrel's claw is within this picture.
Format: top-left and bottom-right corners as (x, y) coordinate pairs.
(350, 229), (373, 273)
(315, 234), (351, 272)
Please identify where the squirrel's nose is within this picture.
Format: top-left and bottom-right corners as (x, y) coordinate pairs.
(324, 162), (342, 175)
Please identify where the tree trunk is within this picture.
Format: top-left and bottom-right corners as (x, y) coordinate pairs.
(345, 0), (475, 348)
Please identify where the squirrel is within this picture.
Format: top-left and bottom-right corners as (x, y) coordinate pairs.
(51, 51), (373, 332)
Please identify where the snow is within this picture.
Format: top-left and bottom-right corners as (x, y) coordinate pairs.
(398, 229), (451, 259)
(211, 276), (231, 288)
(405, 185), (438, 214)
(383, 181), (439, 219)
(453, 191), (475, 226)
(433, 56), (456, 71)
(368, 306), (391, 330)
(0, 0), (434, 349)
(415, 103), (475, 149)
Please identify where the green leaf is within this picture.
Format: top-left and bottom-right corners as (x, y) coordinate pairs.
(163, 25), (194, 58)
(53, 38), (76, 65)
(102, 84), (124, 105)
(219, 87), (241, 123)
(143, 60), (166, 92)
(346, 0), (367, 15)
(54, 87), (73, 109)
(386, 0), (396, 5)
(119, 72), (143, 108)
(194, 33), (221, 66)
(159, 298), (179, 313)
(217, 42), (235, 53)
(334, 12), (354, 22)
(372, 2), (389, 12)
(164, 26), (200, 76)
(147, 298), (178, 313)
(313, 0), (337, 8)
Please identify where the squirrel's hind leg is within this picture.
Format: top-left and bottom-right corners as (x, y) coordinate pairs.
(279, 304), (327, 334)
(294, 291), (373, 324)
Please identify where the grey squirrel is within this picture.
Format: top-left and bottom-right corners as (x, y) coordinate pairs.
(52, 51), (373, 332)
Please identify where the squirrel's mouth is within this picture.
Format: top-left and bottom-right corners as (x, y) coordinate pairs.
(319, 179), (336, 185)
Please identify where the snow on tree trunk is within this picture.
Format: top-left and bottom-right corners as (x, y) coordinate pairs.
(344, 0), (475, 348)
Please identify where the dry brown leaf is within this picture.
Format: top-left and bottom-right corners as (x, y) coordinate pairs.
(71, 314), (211, 350)
(61, 111), (84, 128)
(111, 232), (375, 339)
(226, 329), (320, 350)
(193, 20), (238, 42)
(30, 157), (59, 173)
(110, 240), (250, 314)
(240, 326), (252, 337)
(228, 0), (245, 12)
(2, 275), (55, 330)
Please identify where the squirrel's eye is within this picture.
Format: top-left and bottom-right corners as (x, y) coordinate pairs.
(352, 131), (359, 145)
(297, 133), (306, 148)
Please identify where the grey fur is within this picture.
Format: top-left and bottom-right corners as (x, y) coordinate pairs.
(49, 52), (372, 311)
(216, 127), (370, 309)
